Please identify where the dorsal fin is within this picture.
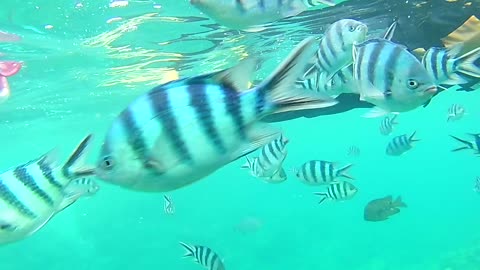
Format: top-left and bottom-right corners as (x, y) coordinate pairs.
(210, 57), (258, 92)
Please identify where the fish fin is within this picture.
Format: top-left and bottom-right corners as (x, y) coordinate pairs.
(313, 192), (328, 204)
(57, 178), (99, 213)
(212, 57), (258, 91)
(179, 242), (195, 258)
(442, 15), (480, 50)
(455, 47), (480, 78)
(62, 134), (96, 179)
(393, 196), (407, 208)
(230, 125), (281, 162)
(450, 135), (473, 151)
(409, 131), (419, 142)
(243, 25), (268, 33)
(390, 114), (399, 125)
(441, 73), (469, 85)
(336, 164), (354, 180)
(362, 107), (390, 118)
(412, 48), (426, 59)
(305, 0), (336, 7)
(241, 156), (252, 169)
(383, 21), (397, 41)
(257, 37), (338, 115)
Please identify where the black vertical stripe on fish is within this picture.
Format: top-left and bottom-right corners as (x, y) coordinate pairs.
(267, 142), (278, 159)
(37, 159), (63, 190)
(430, 48), (439, 81)
(319, 46), (332, 69)
(383, 44), (402, 94)
(309, 161), (317, 183)
(320, 161), (326, 182)
(440, 50), (448, 79)
(223, 86), (246, 140)
(204, 247), (211, 266)
(255, 87), (267, 116)
(328, 163), (334, 182)
(337, 69), (347, 84)
(13, 166), (54, 206)
(367, 42), (385, 87)
(354, 45), (364, 81)
(188, 85), (226, 154)
(148, 88), (193, 163)
(120, 108), (151, 167)
(325, 30), (337, 65)
(0, 177), (37, 218)
(336, 21), (346, 51)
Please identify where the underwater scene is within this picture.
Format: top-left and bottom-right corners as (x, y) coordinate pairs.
(0, 0), (480, 269)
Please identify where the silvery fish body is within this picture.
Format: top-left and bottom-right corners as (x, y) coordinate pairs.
(190, 0), (335, 30)
(352, 39), (437, 117)
(297, 64), (358, 97)
(95, 37), (337, 192)
(295, 160), (353, 185)
(0, 135), (93, 245)
(304, 19), (368, 84)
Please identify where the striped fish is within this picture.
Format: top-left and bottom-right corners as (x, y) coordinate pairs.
(241, 156), (287, 183)
(421, 45), (480, 85)
(180, 242), (225, 270)
(379, 114), (399, 136)
(95, 37), (337, 192)
(450, 133), (480, 155)
(352, 38), (438, 118)
(314, 181), (358, 204)
(474, 177), (480, 193)
(163, 195), (174, 215)
(447, 104), (465, 122)
(294, 160), (353, 185)
(57, 177), (100, 213)
(190, 0), (335, 30)
(0, 135), (94, 245)
(385, 131), (419, 156)
(303, 19), (368, 84)
(255, 134), (289, 177)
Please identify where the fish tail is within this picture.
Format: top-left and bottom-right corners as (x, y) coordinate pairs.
(314, 192), (328, 204)
(455, 47), (480, 78)
(390, 114), (399, 125)
(257, 37), (338, 116)
(393, 196), (407, 208)
(409, 131), (420, 142)
(450, 135), (473, 151)
(62, 134), (96, 179)
(336, 164), (354, 180)
(241, 156), (252, 169)
(179, 242), (195, 258)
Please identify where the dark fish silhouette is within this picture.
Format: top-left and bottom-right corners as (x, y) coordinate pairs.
(364, 195), (407, 222)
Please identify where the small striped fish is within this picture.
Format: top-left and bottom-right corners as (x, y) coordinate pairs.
(163, 195), (174, 215)
(386, 132), (419, 156)
(95, 37), (337, 192)
(304, 19), (368, 83)
(294, 160), (353, 185)
(314, 181), (358, 204)
(450, 133), (480, 155)
(379, 114), (399, 136)
(241, 156), (287, 183)
(57, 177), (100, 212)
(421, 45), (480, 86)
(447, 104), (465, 122)
(180, 242), (225, 270)
(190, 0), (335, 30)
(0, 135), (94, 245)
(352, 39), (437, 118)
(255, 134), (289, 177)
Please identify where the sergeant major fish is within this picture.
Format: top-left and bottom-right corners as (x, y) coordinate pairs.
(241, 156), (287, 183)
(190, 0), (335, 30)
(163, 195), (174, 215)
(294, 160), (353, 185)
(352, 38), (438, 118)
(180, 241), (225, 270)
(379, 114), (399, 136)
(447, 104), (465, 122)
(314, 181), (358, 204)
(57, 177), (99, 212)
(252, 133), (289, 177)
(94, 37), (337, 192)
(0, 135), (94, 245)
(386, 131), (419, 156)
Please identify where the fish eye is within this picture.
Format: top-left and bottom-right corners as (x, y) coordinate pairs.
(101, 156), (115, 170)
(349, 25), (355, 32)
(407, 79), (419, 89)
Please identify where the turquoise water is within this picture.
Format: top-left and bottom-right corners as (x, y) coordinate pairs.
(1, 1), (480, 269)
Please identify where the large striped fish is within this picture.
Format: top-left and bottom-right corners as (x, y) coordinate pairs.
(190, 0), (335, 30)
(352, 39), (438, 118)
(94, 37), (337, 192)
(0, 135), (94, 245)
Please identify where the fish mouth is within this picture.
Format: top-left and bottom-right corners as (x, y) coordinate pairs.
(424, 86), (437, 94)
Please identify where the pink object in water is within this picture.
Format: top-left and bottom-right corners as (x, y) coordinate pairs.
(0, 61), (22, 77)
(0, 31), (21, 43)
(0, 76), (10, 103)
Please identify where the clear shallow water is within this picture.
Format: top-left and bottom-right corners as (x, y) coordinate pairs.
(0, 1), (480, 270)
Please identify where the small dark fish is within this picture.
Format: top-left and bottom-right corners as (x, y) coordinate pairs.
(163, 195), (174, 215)
(180, 242), (225, 270)
(450, 133), (480, 155)
(364, 195), (407, 222)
